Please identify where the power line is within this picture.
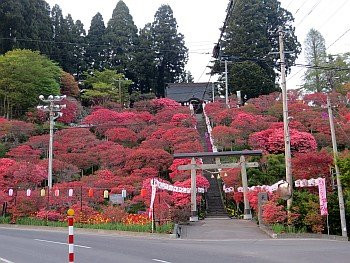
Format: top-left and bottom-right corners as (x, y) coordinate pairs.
(294, 1), (308, 15)
(296, 0), (324, 27)
(319, 0), (348, 30)
(327, 27), (350, 50)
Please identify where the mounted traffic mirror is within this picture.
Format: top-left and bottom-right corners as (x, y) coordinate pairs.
(276, 181), (292, 200)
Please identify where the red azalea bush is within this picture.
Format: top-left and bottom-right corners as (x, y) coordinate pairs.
(249, 128), (317, 154)
(262, 200), (287, 224)
(36, 209), (64, 221)
(101, 206), (127, 223)
(105, 127), (138, 145)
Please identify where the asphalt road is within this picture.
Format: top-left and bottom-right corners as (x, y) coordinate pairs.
(0, 227), (349, 263)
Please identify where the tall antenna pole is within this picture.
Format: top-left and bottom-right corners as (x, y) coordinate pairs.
(278, 26), (293, 211)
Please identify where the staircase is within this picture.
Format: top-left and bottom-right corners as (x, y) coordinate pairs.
(195, 113), (228, 218)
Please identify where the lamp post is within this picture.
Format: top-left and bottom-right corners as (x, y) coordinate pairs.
(37, 95), (66, 189)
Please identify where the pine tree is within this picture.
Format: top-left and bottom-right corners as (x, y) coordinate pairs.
(0, 0), (52, 55)
(104, 0), (138, 77)
(221, 0), (300, 101)
(86, 13), (106, 71)
(151, 5), (188, 97)
(303, 29), (327, 92)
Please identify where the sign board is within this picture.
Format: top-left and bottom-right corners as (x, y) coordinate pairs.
(258, 192), (268, 203)
(110, 194), (124, 205)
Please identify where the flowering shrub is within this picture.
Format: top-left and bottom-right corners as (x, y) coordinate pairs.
(102, 206), (127, 223)
(105, 127), (138, 145)
(122, 214), (150, 225)
(170, 113), (196, 128)
(262, 201), (287, 224)
(249, 128), (317, 154)
(36, 209), (64, 222)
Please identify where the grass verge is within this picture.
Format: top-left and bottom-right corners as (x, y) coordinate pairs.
(1, 217), (173, 234)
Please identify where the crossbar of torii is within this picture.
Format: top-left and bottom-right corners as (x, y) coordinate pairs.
(174, 150), (263, 221)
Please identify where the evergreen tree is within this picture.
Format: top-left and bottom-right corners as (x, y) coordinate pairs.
(151, 5), (188, 97)
(104, 0), (138, 77)
(180, 71), (194, 83)
(71, 19), (86, 80)
(86, 13), (106, 71)
(132, 23), (157, 94)
(221, 0), (300, 101)
(303, 29), (327, 92)
(50, 6), (86, 78)
(0, 0), (53, 55)
(50, 5), (71, 72)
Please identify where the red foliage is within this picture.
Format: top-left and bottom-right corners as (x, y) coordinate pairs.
(169, 159), (202, 182)
(6, 161), (47, 188)
(125, 148), (173, 172)
(262, 200), (287, 224)
(292, 150), (333, 180)
(54, 128), (100, 170)
(88, 141), (127, 170)
(6, 145), (41, 162)
(212, 125), (240, 149)
(249, 128), (317, 154)
(26, 134), (49, 153)
(60, 71), (80, 97)
(0, 158), (16, 188)
(172, 175), (210, 207)
(233, 192), (243, 204)
(105, 127), (137, 145)
(221, 168), (241, 187)
(151, 98), (180, 112)
(0, 120), (34, 143)
(170, 113), (196, 128)
(57, 99), (80, 124)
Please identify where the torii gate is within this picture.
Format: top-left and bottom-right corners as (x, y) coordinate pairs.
(174, 150), (263, 221)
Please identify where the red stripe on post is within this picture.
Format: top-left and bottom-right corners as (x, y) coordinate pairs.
(68, 235), (74, 244)
(69, 253), (74, 262)
(68, 217), (74, 226)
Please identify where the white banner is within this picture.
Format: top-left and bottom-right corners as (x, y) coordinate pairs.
(224, 180), (287, 193)
(152, 178), (206, 194)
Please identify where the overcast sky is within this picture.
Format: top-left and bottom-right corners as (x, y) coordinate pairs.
(45, 0), (350, 89)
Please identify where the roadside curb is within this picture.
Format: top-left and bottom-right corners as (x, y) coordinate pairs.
(0, 224), (175, 239)
(259, 224), (349, 242)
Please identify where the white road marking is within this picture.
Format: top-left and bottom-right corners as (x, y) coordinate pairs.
(152, 259), (172, 263)
(0, 257), (15, 263)
(34, 239), (91, 249)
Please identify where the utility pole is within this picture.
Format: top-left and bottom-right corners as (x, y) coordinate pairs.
(278, 26), (293, 211)
(38, 95), (66, 189)
(327, 95), (348, 237)
(225, 59), (229, 106)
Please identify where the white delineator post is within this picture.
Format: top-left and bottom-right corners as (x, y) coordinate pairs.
(67, 209), (75, 263)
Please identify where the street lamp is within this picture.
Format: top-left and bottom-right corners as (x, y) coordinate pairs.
(37, 95), (66, 189)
